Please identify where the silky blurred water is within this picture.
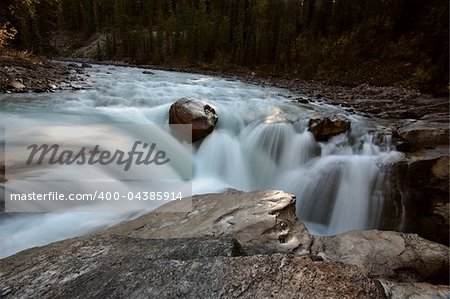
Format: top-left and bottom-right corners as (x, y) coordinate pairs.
(0, 64), (402, 257)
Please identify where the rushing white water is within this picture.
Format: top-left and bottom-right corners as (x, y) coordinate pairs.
(0, 64), (402, 257)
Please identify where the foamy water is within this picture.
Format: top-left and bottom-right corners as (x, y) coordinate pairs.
(0, 64), (402, 257)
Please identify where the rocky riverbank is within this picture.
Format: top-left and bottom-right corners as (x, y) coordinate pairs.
(0, 53), (89, 93)
(242, 75), (449, 121)
(3, 55), (448, 123)
(0, 190), (448, 298)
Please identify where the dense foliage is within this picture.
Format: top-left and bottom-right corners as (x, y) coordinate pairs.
(1, 0), (448, 93)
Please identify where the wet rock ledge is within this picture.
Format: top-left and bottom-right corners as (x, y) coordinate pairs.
(1, 190), (448, 298)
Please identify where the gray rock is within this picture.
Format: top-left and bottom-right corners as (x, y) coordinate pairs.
(81, 63), (92, 68)
(308, 115), (350, 141)
(0, 286), (11, 297)
(104, 189), (312, 254)
(293, 97), (309, 104)
(383, 154), (449, 245)
(0, 190), (448, 298)
(0, 163), (5, 183)
(0, 236), (382, 299)
(47, 83), (57, 90)
(169, 97), (218, 142)
(105, 190), (449, 285)
(311, 230), (449, 284)
(369, 129), (395, 151)
(142, 70), (154, 75)
(389, 151), (449, 194)
(394, 120), (449, 150)
(378, 279), (450, 299)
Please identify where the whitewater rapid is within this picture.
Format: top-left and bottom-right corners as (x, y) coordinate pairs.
(0, 64), (402, 257)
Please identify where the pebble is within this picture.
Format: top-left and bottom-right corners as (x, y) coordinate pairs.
(6, 80), (25, 90)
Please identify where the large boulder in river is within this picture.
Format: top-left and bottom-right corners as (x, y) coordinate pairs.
(169, 98), (218, 142)
(308, 116), (350, 141)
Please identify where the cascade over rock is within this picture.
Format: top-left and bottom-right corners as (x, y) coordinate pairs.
(308, 115), (351, 141)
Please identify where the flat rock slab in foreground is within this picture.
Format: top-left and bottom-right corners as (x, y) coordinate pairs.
(1, 190), (448, 298)
(378, 279), (450, 299)
(104, 189), (312, 254)
(104, 190), (449, 285)
(311, 230), (449, 284)
(0, 236), (382, 299)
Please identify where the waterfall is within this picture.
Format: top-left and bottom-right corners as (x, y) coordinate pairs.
(0, 63), (403, 257)
(193, 118), (401, 236)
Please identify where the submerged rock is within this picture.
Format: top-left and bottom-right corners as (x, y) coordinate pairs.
(293, 97), (310, 104)
(142, 70), (154, 75)
(169, 97), (218, 142)
(308, 116), (350, 141)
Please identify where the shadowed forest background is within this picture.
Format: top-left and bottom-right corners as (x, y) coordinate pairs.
(0, 0), (448, 94)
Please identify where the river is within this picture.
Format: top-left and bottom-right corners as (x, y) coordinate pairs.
(0, 64), (402, 258)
